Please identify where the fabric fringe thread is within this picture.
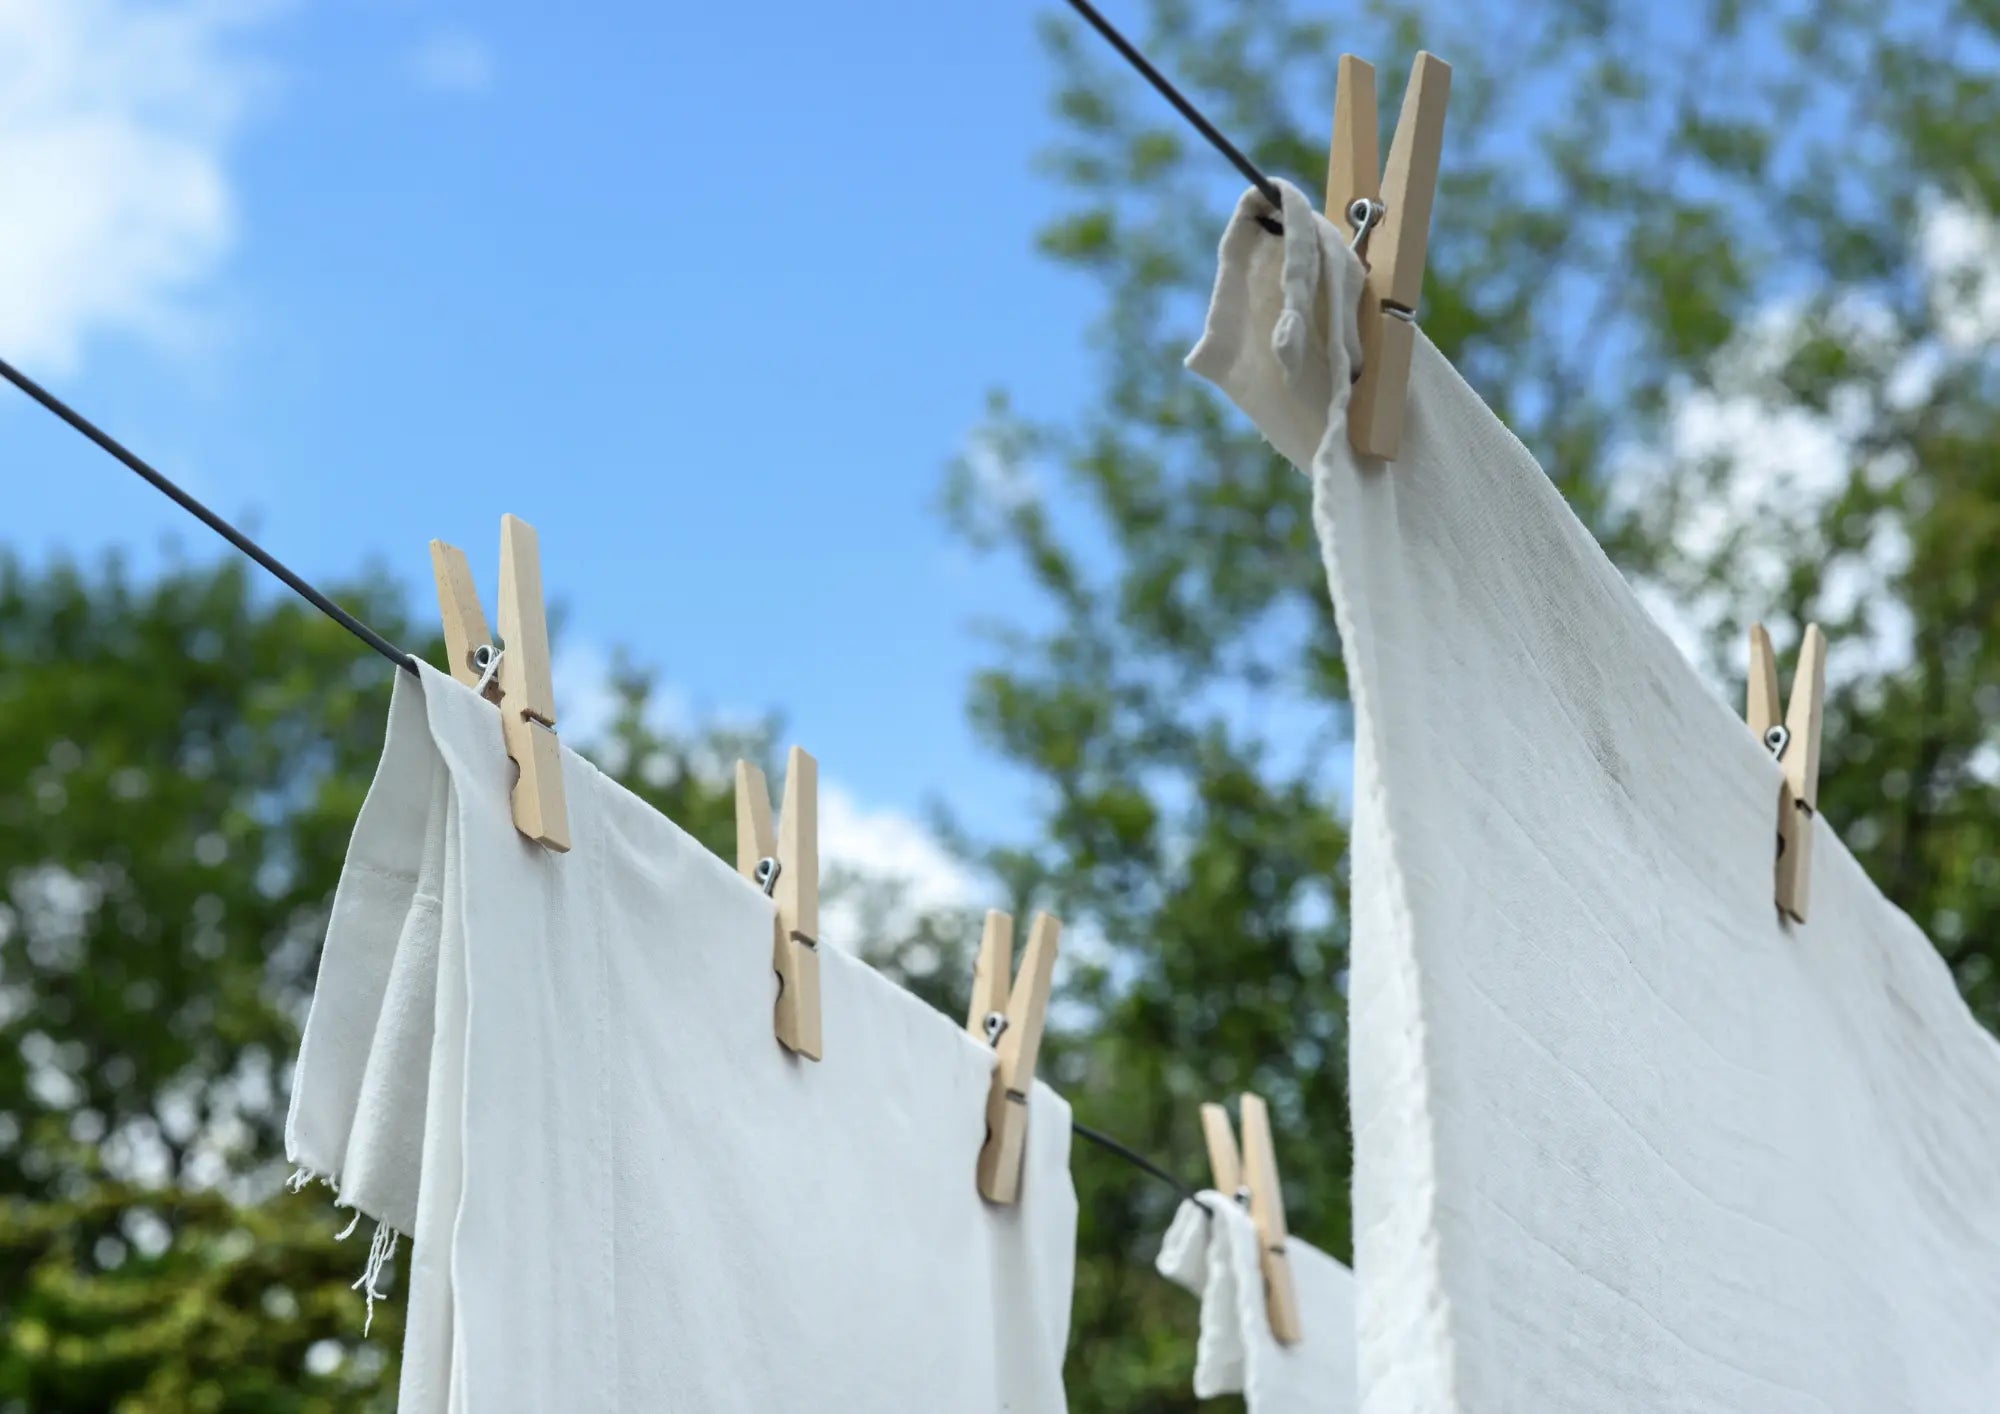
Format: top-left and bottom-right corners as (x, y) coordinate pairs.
(286, 1164), (334, 1195)
(287, 1163), (399, 1338)
(350, 1219), (402, 1337)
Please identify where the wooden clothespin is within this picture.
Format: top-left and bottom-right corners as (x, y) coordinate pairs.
(1326, 51), (1451, 461)
(1199, 1093), (1302, 1345)
(967, 909), (1060, 1204)
(736, 748), (822, 1060)
(428, 515), (570, 852)
(1748, 623), (1827, 923)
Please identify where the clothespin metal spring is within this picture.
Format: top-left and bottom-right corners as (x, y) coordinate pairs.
(1346, 196), (1385, 254)
(470, 642), (505, 700)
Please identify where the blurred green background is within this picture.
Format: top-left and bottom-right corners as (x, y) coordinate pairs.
(4, 0), (1998, 1408)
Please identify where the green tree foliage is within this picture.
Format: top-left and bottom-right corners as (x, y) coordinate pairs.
(0, 555), (405, 1204)
(0, 553), (416, 1408)
(0, 555), (739, 1408)
(944, 1), (1998, 1405)
(1, 1181), (401, 1412)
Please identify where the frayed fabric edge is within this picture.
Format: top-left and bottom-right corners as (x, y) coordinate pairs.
(350, 1219), (402, 1337)
(286, 1164), (333, 1194)
(287, 1162), (402, 1339)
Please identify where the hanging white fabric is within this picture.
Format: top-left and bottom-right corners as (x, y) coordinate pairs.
(1156, 1196), (1358, 1409)
(287, 663), (1077, 1413)
(1190, 178), (2000, 1413)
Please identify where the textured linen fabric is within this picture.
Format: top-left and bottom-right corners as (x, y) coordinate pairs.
(288, 663), (1078, 1413)
(1157, 1196), (1358, 1409)
(1190, 180), (2000, 1412)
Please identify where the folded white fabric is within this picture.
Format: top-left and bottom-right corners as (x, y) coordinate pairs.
(1191, 180), (2000, 1412)
(1157, 1196), (1357, 1409)
(287, 663), (1078, 1413)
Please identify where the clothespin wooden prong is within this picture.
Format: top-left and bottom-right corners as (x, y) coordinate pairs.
(494, 515), (570, 852)
(1748, 623), (1827, 923)
(1325, 55), (1380, 253)
(735, 748), (822, 1060)
(1239, 1094), (1303, 1344)
(1329, 51), (1451, 462)
(427, 518), (569, 850)
(1199, 1094), (1302, 1345)
(966, 909), (1014, 1042)
(735, 759), (776, 878)
(972, 910), (1060, 1205)
(429, 540), (498, 697)
(1199, 1101), (1244, 1197)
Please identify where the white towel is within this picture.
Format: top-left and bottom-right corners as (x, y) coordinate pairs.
(1157, 1196), (1358, 1409)
(287, 663), (1078, 1413)
(1191, 181), (2000, 1412)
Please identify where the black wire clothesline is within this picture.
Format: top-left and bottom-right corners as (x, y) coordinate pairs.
(0, 355), (420, 678)
(0, 1), (1282, 1213)
(1060, 0), (1288, 233)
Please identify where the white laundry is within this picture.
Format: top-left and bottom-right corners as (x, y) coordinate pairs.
(1157, 1196), (1357, 1409)
(1190, 179), (2000, 1412)
(287, 662), (1077, 1413)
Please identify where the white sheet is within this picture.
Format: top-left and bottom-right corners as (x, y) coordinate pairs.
(1190, 179), (2000, 1412)
(1158, 1195), (1358, 1409)
(288, 663), (1077, 1413)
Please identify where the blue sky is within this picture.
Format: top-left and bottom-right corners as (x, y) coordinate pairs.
(1, 0), (1149, 901)
(9, 3), (1965, 928)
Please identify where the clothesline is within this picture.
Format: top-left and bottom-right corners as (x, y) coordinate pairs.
(0, 348), (1207, 1210)
(1059, 0), (1287, 233)
(0, 355), (421, 676)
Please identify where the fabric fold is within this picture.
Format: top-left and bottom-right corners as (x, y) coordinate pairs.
(1186, 178), (1365, 471)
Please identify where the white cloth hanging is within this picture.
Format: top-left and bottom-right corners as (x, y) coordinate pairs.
(1190, 179), (2000, 1413)
(1157, 1196), (1358, 1409)
(287, 663), (1078, 1413)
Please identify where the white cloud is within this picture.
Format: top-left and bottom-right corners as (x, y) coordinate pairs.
(820, 783), (979, 917)
(1611, 287), (1932, 686)
(1655, 381), (1851, 564)
(963, 425), (1040, 514)
(817, 783), (983, 954)
(405, 30), (493, 96)
(552, 639), (714, 786)
(1919, 196), (2000, 351)
(0, 0), (281, 375)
